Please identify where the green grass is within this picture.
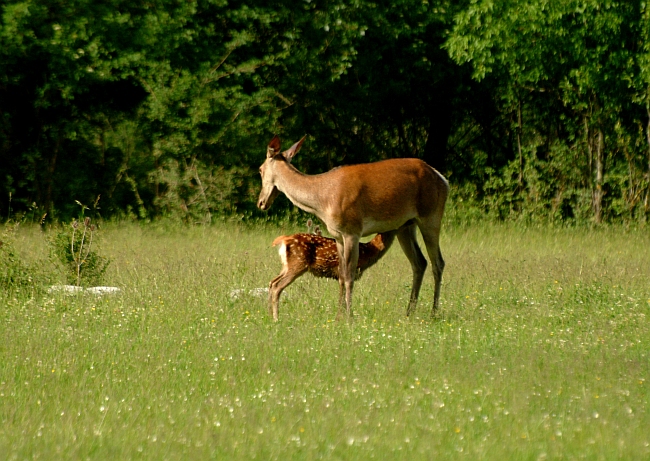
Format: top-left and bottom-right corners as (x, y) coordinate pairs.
(1, 222), (649, 460)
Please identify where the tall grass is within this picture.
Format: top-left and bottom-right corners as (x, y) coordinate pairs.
(1, 222), (648, 459)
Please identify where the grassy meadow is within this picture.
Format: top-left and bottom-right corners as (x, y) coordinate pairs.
(1, 221), (649, 460)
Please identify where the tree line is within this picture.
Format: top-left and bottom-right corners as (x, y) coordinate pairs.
(1, 0), (649, 223)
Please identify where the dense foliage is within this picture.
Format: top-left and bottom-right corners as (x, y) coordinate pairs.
(1, 0), (649, 223)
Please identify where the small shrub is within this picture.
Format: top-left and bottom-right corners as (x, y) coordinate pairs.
(49, 217), (110, 287)
(152, 159), (257, 223)
(0, 224), (36, 289)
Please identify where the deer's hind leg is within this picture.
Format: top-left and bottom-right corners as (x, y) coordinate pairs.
(269, 267), (307, 321)
(268, 271), (286, 317)
(397, 223), (428, 317)
(417, 215), (445, 316)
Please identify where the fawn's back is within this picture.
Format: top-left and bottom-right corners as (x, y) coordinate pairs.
(272, 232), (393, 280)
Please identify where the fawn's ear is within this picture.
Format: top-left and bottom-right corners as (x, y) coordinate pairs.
(267, 135), (281, 158)
(283, 135), (306, 163)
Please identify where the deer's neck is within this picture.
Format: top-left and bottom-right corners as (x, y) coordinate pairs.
(274, 161), (326, 217)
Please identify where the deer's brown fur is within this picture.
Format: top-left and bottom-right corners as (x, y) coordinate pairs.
(257, 135), (449, 319)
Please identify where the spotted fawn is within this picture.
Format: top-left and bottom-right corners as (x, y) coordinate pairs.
(268, 229), (397, 320)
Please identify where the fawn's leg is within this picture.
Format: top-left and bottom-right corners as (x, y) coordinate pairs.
(268, 268), (306, 321)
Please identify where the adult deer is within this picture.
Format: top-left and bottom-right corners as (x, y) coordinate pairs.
(257, 135), (449, 318)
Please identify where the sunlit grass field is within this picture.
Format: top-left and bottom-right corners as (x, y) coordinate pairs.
(1, 222), (649, 459)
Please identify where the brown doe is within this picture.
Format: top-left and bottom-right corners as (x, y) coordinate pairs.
(257, 135), (449, 319)
(268, 230), (397, 320)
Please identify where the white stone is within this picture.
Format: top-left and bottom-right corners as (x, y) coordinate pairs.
(48, 285), (121, 295)
(85, 286), (121, 295)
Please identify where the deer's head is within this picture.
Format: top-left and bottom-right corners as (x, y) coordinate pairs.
(257, 135), (305, 210)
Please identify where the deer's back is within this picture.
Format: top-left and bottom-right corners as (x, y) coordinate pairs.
(319, 158), (448, 234)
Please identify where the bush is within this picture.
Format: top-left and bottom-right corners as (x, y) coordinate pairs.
(0, 224), (38, 289)
(48, 217), (110, 287)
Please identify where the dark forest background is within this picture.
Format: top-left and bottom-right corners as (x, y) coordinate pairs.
(2, 0), (650, 224)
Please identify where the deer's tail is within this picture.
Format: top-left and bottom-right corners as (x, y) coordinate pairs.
(272, 235), (288, 247)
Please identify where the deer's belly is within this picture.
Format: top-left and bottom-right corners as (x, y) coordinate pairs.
(361, 215), (413, 236)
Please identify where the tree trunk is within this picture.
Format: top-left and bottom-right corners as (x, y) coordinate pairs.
(517, 98), (524, 187)
(593, 128), (605, 224)
(645, 105), (650, 215)
(43, 138), (59, 219)
(422, 87), (452, 173)
(584, 115), (592, 186)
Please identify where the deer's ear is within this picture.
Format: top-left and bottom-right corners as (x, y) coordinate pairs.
(283, 135), (306, 163)
(267, 135), (281, 158)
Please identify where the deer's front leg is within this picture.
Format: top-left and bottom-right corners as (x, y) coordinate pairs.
(336, 234), (359, 318)
(335, 239), (345, 320)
